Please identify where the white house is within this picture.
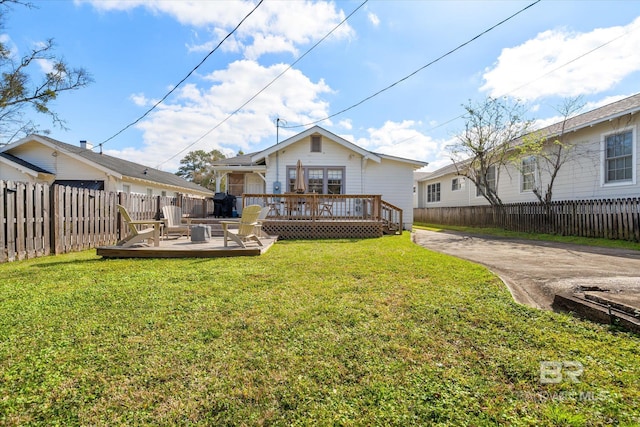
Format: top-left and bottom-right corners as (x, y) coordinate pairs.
(0, 134), (213, 198)
(211, 126), (427, 230)
(417, 93), (640, 207)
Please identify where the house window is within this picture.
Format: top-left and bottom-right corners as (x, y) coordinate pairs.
(227, 173), (245, 196)
(452, 177), (462, 191)
(123, 184), (131, 194)
(604, 130), (633, 183)
(521, 157), (536, 192)
(311, 135), (322, 152)
(146, 188), (153, 197)
(476, 166), (496, 197)
(327, 169), (343, 194)
(287, 166), (344, 194)
(307, 169), (324, 193)
(427, 183), (440, 203)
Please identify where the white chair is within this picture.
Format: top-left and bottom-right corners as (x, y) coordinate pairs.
(162, 205), (191, 239)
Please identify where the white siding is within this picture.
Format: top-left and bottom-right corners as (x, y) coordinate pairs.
(265, 135), (363, 193)
(363, 157), (416, 229)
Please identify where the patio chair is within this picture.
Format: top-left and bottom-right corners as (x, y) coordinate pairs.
(256, 206), (270, 237)
(162, 205), (191, 239)
(117, 204), (157, 247)
(221, 204), (264, 248)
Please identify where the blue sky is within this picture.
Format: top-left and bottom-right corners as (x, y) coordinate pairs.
(6, 0), (640, 172)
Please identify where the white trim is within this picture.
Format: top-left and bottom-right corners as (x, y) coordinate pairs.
(600, 125), (636, 187)
(520, 156), (537, 193)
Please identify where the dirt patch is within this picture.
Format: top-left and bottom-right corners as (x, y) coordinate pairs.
(411, 229), (640, 312)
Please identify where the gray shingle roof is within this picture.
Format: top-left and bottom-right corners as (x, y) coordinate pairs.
(37, 135), (213, 195)
(536, 93), (640, 137)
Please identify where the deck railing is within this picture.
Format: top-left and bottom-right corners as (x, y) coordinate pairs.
(242, 193), (403, 233)
(242, 194), (379, 220)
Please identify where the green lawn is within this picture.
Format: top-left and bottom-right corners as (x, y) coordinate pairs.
(1, 233), (638, 426)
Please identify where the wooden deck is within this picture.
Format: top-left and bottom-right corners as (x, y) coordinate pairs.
(96, 235), (277, 259)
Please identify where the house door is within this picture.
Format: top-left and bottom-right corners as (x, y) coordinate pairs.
(245, 173), (264, 194)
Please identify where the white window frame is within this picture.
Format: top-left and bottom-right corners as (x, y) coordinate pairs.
(601, 127), (636, 187)
(451, 177), (463, 191)
(427, 182), (441, 203)
(476, 165), (496, 198)
(521, 156), (537, 193)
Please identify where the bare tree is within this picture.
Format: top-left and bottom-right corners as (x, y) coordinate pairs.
(0, 1), (92, 144)
(449, 97), (533, 206)
(513, 97), (585, 208)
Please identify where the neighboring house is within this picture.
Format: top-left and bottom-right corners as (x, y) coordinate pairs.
(417, 93), (640, 208)
(0, 134), (213, 198)
(413, 171), (431, 207)
(211, 125), (428, 229)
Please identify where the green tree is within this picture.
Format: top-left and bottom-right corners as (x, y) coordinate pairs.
(0, 1), (92, 144)
(176, 149), (226, 191)
(449, 97), (533, 206)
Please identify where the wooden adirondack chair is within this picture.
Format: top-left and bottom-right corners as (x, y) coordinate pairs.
(221, 204), (264, 248)
(117, 204), (160, 247)
(162, 205), (191, 239)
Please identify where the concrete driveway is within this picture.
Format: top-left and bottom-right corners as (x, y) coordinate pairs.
(411, 229), (640, 311)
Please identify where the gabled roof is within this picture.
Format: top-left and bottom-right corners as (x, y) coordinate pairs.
(2, 135), (213, 195)
(253, 126), (382, 163)
(0, 152), (53, 176)
(214, 125), (428, 168)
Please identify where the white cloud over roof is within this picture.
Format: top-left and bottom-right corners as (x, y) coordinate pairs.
(481, 16), (640, 100)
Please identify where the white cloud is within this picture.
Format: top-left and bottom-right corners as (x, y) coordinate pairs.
(368, 12), (380, 27)
(129, 93), (150, 107)
(108, 60), (333, 171)
(354, 120), (439, 163)
(81, 0), (353, 60)
(482, 16), (640, 101)
(338, 119), (352, 130)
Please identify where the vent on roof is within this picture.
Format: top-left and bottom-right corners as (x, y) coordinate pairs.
(79, 140), (93, 150)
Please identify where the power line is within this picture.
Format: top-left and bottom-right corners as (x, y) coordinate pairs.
(282, 0), (541, 129)
(95, 0), (264, 152)
(155, 0), (369, 168)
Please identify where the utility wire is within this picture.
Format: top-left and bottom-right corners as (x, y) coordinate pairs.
(95, 0), (264, 152)
(156, 0), (369, 168)
(282, 0), (541, 129)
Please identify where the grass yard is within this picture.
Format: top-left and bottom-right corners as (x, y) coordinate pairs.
(0, 233), (638, 426)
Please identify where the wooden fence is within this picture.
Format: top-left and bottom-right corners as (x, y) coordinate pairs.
(1, 180), (214, 263)
(414, 198), (640, 242)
